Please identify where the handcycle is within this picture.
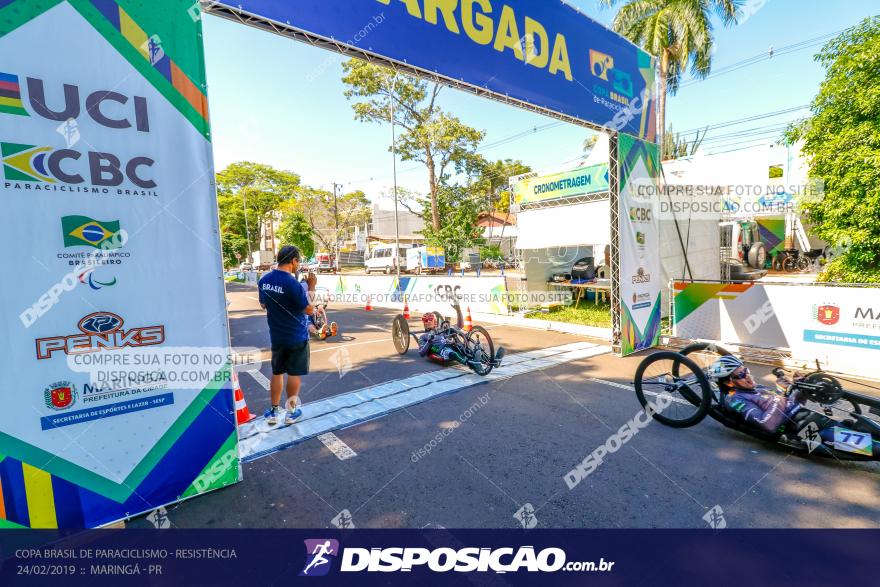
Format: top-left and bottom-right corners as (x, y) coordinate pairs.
(633, 343), (880, 461)
(390, 296), (505, 376)
(310, 288), (338, 340)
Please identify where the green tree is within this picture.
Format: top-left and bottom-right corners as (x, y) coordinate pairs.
(600, 0), (743, 137)
(276, 210), (315, 260)
(291, 188), (371, 254)
(663, 124), (707, 160)
(216, 162), (301, 255)
(220, 232), (248, 268)
(418, 185), (485, 263)
(786, 17), (880, 283)
(341, 59), (485, 232)
(469, 157), (532, 212)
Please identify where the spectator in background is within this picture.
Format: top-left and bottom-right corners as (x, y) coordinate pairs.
(257, 245), (316, 425)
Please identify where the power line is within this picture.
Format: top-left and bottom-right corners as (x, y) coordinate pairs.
(678, 29), (843, 89)
(674, 105), (808, 137)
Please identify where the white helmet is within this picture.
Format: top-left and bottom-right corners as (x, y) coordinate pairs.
(708, 355), (744, 379)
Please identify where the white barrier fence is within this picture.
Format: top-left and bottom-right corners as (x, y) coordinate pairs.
(672, 281), (880, 379)
(315, 274), (513, 316)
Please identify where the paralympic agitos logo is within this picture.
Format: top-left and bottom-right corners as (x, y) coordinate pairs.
(1, 73), (156, 191)
(35, 312), (165, 360)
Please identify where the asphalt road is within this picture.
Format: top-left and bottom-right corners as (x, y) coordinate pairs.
(130, 282), (880, 529)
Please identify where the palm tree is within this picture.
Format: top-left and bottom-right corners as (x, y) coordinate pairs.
(599, 0), (743, 140)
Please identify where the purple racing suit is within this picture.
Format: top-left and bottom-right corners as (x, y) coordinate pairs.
(723, 380), (802, 434)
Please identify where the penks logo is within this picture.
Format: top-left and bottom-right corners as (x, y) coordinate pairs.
(0, 72), (29, 117)
(812, 304), (840, 326)
(632, 267), (651, 285)
(44, 381), (77, 410)
(35, 312), (165, 360)
(62, 215), (122, 249)
(300, 539), (339, 577)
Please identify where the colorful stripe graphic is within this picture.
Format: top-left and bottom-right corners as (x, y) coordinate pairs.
(87, 0), (209, 122)
(0, 377), (237, 528)
(756, 218), (786, 256)
(621, 297), (662, 355)
(673, 281), (754, 323)
(0, 71), (29, 116)
(22, 463), (57, 528)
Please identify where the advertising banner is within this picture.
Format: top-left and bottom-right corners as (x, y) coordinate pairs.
(315, 275), (510, 316)
(512, 163), (610, 206)
(673, 282), (880, 379)
(617, 134), (662, 356)
(217, 0), (657, 140)
(0, 0), (236, 528)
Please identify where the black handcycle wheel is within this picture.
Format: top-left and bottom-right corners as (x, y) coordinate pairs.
(674, 342), (733, 373)
(466, 325), (495, 376)
(673, 342), (732, 407)
(634, 351), (713, 428)
(392, 314), (410, 355)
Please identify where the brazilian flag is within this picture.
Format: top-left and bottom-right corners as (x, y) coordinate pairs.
(62, 216), (121, 249)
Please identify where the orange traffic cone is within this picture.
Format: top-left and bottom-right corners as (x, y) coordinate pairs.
(365, 295), (373, 311)
(403, 299), (411, 320)
(463, 307), (473, 332)
(233, 372), (256, 425)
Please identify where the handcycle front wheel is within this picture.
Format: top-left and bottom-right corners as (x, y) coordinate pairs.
(634, 351), (713, 428)
(392, 314), (410, 355)
(466, 325), (495, 376)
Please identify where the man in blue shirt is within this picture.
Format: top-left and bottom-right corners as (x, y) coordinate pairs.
(258, 245), (316, 425)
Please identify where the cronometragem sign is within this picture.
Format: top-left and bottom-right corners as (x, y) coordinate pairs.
(0, 0), (236, 528)
(217, 0), (657, 140)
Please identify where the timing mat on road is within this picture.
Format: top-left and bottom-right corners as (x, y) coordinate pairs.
(237, 341), (609, 463)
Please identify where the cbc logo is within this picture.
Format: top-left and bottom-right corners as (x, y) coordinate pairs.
(629, 207), (652, 223)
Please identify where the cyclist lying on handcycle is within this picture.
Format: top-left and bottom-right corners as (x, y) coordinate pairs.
(710, 355), (876, 445)
(417, 312), (467, 363)
(710, 355), (806, 434)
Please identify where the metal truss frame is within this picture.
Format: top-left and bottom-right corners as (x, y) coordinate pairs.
(519, 192), (610, 212)
(204, 1), (634, 353)
(608, 133), (621, 352)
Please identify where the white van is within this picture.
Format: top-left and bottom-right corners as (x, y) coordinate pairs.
(364, 244), (410, 274)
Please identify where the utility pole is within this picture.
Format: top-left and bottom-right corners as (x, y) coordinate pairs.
(242, 187), (252, 265)
(390, 74), (401, 280)
(332, 182), (340, 273)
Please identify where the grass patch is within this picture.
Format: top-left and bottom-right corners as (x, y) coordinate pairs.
(525, 302), (612, 328)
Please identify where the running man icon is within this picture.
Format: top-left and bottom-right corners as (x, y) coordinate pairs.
(300, 539), (340, 577)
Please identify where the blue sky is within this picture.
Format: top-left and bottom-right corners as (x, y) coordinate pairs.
(202, 0), (878, 204)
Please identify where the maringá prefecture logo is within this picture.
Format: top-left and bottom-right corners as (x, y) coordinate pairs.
(812, 304), (840, 326)
(44, 381), (77, 411)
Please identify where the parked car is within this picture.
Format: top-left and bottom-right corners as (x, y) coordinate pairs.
(315, 253), (336, 274)
(721, 221), (767, 270)
(365, 244), (410, 274)
(301, 257), (319, 272)
(239, 263), (254, 271)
